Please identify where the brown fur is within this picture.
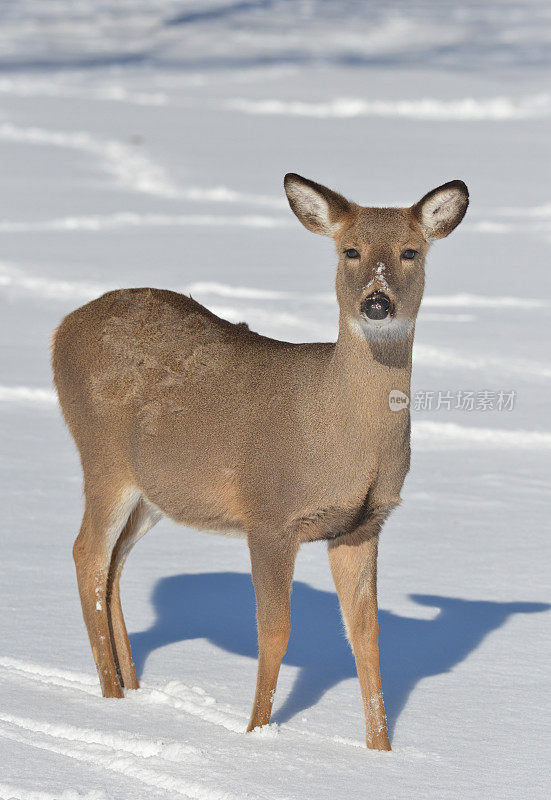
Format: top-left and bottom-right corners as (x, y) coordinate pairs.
(52, 174), (468, 749)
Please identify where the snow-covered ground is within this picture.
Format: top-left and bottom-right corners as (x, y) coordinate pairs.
(1, 2), (550, 798)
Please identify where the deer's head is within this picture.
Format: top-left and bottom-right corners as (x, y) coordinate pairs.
(284, 174), (469, 342)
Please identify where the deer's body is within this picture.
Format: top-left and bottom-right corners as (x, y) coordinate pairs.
(53, 174), (468, 750)
(55, 287), (408, 540)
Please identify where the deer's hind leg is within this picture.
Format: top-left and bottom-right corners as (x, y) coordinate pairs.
(107, 498), (162, 690)
(73, 482), (141, 698)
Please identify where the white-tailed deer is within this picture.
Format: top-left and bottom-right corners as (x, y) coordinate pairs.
(52, 174), (468, 749)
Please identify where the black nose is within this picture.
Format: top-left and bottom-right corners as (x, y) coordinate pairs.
(361, 292), (391, 320)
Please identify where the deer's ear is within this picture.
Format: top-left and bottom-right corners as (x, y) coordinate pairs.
(412, 180), (469, 240)
(284, 173), (352, 236)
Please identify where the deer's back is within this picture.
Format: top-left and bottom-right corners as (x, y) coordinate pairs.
(53, 288), (337, 532)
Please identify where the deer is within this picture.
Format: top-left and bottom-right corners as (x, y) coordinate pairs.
(52, 173), (468, 750)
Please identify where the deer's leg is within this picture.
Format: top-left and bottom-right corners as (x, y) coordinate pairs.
(328, 532), (391, 750)
(247, 534), (299, 732)
(107, 499), (162, 690)
(73, 485), (140, 698)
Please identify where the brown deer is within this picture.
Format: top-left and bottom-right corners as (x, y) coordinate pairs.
(52, 174), (468, 750)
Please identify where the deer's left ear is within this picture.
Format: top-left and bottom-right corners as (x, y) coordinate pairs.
(412, 180), (469, 240)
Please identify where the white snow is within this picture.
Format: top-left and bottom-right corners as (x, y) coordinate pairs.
(1, 2), (550, 800)
(373, 261), (391, 293)
(226, 94), (551, 120)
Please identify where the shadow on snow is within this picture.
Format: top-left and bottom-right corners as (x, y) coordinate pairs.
(129, 572), (549, 736)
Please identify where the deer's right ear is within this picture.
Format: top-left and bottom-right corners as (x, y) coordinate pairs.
(284, 173), (352, 236)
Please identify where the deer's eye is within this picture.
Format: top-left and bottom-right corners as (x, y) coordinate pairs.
(401, 249), (418, 260)
(344, 248), (360, 259)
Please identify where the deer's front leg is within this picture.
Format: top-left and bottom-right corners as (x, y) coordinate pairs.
(328, 531), (390, 750)
(246, 533), (298, 732)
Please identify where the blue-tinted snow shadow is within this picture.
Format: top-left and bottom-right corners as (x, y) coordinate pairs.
(129, 572), (549, 737)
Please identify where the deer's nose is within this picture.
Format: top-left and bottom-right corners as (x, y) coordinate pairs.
(361, 292), (391, 320)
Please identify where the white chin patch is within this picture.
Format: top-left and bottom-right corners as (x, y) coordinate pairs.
(350, 315), (413, 343)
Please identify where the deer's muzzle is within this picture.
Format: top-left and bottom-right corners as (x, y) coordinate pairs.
(360, 292), (392, 321)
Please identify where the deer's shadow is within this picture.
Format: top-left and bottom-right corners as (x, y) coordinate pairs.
(129, 572), (548, 735)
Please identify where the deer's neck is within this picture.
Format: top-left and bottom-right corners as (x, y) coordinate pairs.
(322, 315), (414, 431)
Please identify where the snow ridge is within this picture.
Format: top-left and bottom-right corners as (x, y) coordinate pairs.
(227, 94), (551, 121)
(0, 722), (246, 800)
(0, 122), (285, 207)
(0, 122), (180, 199)
(0, 713), (200, 762)
(0, 784), (107, 800)
(0, 214), (290, 233)
(0, 387), (57, 405)
(0, 657), (389, 756)
(413, 422), (551, 450)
